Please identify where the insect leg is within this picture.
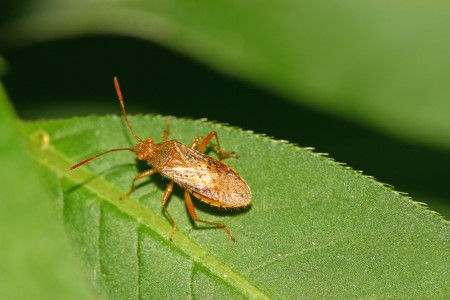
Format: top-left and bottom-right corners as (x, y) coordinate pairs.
(184, 190), (235, 241)
(189, 136), (203, 149)
(162, 181), (176, 240)
(196, 131), (238, 159)
(121, 169), (157, 199)
(162, 117), (171, 141)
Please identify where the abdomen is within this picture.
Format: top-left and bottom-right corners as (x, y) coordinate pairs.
(157, 141), (251, 207)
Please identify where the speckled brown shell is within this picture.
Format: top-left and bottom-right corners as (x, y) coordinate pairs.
(148, 141), (251, 208)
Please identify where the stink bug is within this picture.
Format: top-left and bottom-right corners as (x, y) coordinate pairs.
(70, 77), (251, 241)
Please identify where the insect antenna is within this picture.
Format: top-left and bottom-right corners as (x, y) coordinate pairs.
(69, 148), (136, 170)
(114, 76), (143, 143)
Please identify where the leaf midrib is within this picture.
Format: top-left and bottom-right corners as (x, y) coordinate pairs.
(29, 137), (270, 299)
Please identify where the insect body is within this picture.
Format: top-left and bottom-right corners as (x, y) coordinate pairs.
(70, 77), (251, 241)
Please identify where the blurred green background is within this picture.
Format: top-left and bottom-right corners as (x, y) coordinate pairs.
(0, 0), (449, 219)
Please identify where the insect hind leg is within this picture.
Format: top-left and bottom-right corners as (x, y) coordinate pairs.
(184, 190), (235, 241)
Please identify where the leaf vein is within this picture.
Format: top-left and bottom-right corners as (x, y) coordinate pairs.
(245, 241), (336, 275)
(190, 262), (195, 300)
(136, 225), (142, 300)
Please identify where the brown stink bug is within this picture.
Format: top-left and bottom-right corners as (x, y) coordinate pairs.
(70, 77), (251, 241)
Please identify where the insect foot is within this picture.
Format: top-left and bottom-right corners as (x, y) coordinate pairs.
(214, 145), (239, 159)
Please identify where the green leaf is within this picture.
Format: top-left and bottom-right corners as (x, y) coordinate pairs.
(0, 83), (94, 298)
(2, 1), (450, 150)
(23, 115), (449, 298)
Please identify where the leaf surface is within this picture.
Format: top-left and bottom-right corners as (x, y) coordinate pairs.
(0, 83), (93, 299)
(23, 115), (449, 298)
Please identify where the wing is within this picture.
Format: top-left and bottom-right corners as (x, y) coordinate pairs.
(159, 142), (251, 207)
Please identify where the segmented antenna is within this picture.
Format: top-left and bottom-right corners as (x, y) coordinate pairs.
(69, 148), (136, 170)
(114, 76), (143, 143)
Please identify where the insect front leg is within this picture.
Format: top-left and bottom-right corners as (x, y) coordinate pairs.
(196, 131), (238, 159)
(184, 190), (235, 241)
(121, 169), (157, 199)
(162, 117), (171, 141)
(162, 181), (176, 240)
